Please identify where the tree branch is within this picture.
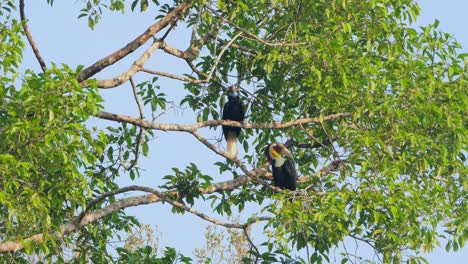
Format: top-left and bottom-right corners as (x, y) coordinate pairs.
(217, 37), (255, 55)
(140, 68), (207, 83)
(206, 5), (307, 47)
(98, 111), (351, 131)
(0, 154), (344, 253)
(206, 32), (243, 83)
(0, 180), (270, 253)
(82, 41), (163, 88)
(121, 78), (145, 171)
(19, 0), (47, 72)
(243, 227), (260, 261)
(190, 130), (278, 191)
(76, 1), (192, 82)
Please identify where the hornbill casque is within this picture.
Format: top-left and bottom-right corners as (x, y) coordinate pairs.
(265, 142), (298, 190)
(222, 85), (245, 158)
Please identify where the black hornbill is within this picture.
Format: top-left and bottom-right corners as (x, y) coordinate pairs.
(265, 142), (298, 190)
(222, 85), (245, 158)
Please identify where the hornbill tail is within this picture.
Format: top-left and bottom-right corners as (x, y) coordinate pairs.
(226, 130), (238, 158)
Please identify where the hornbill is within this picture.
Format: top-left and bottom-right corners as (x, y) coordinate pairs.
(222, 85), (245, 158)
(265, 142), (298, 190)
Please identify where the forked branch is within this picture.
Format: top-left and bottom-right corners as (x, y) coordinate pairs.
(76, 1), (192, 82)
(0, 179), (270, 253)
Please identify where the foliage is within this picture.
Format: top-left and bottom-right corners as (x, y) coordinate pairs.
(1, 0), (467, 263)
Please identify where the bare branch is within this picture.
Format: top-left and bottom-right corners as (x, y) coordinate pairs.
(130, 78), (144, 120)
(127, 186), (271, 229)
(0, 181), (270, 253)
(19, 0), (47, 72)
(0, 193), (159, 253)
(140, 68), (207, 83)
(98, 111), (351, 131)
(76, 1), (192, 82)
(121, 78), (145, 171)
(0, 154), (343, 253)
(83, 41), (163, 88)
(159, 41), (192, 59)
(243, 227), (260, 261)
(160, 22), (177, 41)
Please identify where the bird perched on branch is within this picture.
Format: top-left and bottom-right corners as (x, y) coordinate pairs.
(265, 142), (298, 190)
(222, 85), (245, 158)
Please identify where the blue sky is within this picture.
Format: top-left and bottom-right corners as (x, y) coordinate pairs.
(19, 0), (467, 262)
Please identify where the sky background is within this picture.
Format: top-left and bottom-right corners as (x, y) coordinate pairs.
(17, 0), (468, 262)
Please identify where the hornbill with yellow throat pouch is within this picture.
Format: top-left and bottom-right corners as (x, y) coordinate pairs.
(265, 142), (298, 190)
(222, 85), (245, 158)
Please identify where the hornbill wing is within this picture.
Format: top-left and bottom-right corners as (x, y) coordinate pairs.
(222, 99), (244, 158)
(222, 100), (244, 139)
(283, 160), (298, 191)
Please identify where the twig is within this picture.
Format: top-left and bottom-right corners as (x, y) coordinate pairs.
(217, 37), (255, 55)
(190, 130), (280, 191)
(19, 0), (47, 72)
(140, 68), (207, 83)
(300, 124), (334, 152)
(206, 32), (243, 83)
(206, 5), (307, 47)
(243, 227), (260, 262)
(121, 78), (145, 171)
(159, 22), (177, 41)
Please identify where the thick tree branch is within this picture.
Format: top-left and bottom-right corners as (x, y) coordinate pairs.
(0, 193), (159, 253)
(0, 154), (344, 253)
(19, 0), (47, 72)
(98, 111), (351, 131)
(0, 178), (270, 253)
(76, 1), (192, 82)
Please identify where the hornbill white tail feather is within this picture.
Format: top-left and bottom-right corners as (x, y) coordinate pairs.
(226, 130), (238, 158)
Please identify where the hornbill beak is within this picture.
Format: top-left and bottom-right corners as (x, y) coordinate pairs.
(268, 142), (294, 160)
(227, 84), (239, 93)
(280, 147), (294, 160)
